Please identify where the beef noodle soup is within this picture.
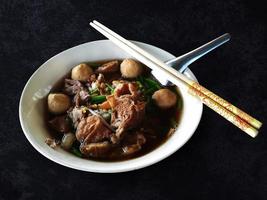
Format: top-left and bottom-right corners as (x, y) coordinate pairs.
(45, 59), (182, 161)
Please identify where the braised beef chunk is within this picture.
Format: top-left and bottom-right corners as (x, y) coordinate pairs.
(76, 115), (113, 144)
(80, 141), (111, 157)
(122, 132), (146, 155)
(74, 89), (90, 106)
(114, 82), (139, 99)
(109, 82), (146, 143)
(64, 79), (90, 106)
(95, 60), (119, 73)
(45, 138), (60, 148)
(49, 115), (70, 133)
(111, 97), (146, 143)
(64, 79), (83, 95)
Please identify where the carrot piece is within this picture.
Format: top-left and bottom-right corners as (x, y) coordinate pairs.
(106, 95), (116, 108)
(98, 100), (111, 110)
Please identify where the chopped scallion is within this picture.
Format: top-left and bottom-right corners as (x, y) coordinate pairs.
(90, 95), (106, 104)
(105, 83), (115, 93)
(71, 147), (82, 157)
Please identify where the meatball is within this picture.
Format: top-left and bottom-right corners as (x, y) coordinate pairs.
(120, 59), (143, 78)
(152, 89), (177, 109)
(71, 63), (93, 81)
(48, 93), (71, 114)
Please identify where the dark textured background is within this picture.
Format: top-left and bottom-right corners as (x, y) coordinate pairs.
(0, 0), (266, 199)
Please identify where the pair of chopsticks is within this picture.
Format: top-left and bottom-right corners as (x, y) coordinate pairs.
(89, 20), (262, 137)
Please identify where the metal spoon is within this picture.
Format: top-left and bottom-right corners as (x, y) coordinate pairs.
(152, 33), (231, 85)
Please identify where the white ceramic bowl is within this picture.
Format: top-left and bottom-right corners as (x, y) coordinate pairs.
(19, 40), (203, 173)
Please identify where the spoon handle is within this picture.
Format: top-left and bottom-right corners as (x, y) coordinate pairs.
(166, 33), (231, 73)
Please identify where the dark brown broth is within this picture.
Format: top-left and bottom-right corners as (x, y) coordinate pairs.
(45, 60), (183, 162)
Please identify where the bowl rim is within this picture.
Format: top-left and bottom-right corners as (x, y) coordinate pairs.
(19, 40), (203, 173)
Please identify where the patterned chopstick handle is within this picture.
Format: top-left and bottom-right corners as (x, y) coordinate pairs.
(188, 84), (259, 137)
(190, 82), (262, 129)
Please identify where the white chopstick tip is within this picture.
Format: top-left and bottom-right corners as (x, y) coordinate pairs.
(90, 20), (101, 27)
(90, 22), (100, 30)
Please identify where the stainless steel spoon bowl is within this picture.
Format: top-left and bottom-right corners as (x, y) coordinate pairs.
(153, 33), (231, 85)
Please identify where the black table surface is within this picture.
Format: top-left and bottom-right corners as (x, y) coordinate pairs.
(0, 0), (266, 199)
